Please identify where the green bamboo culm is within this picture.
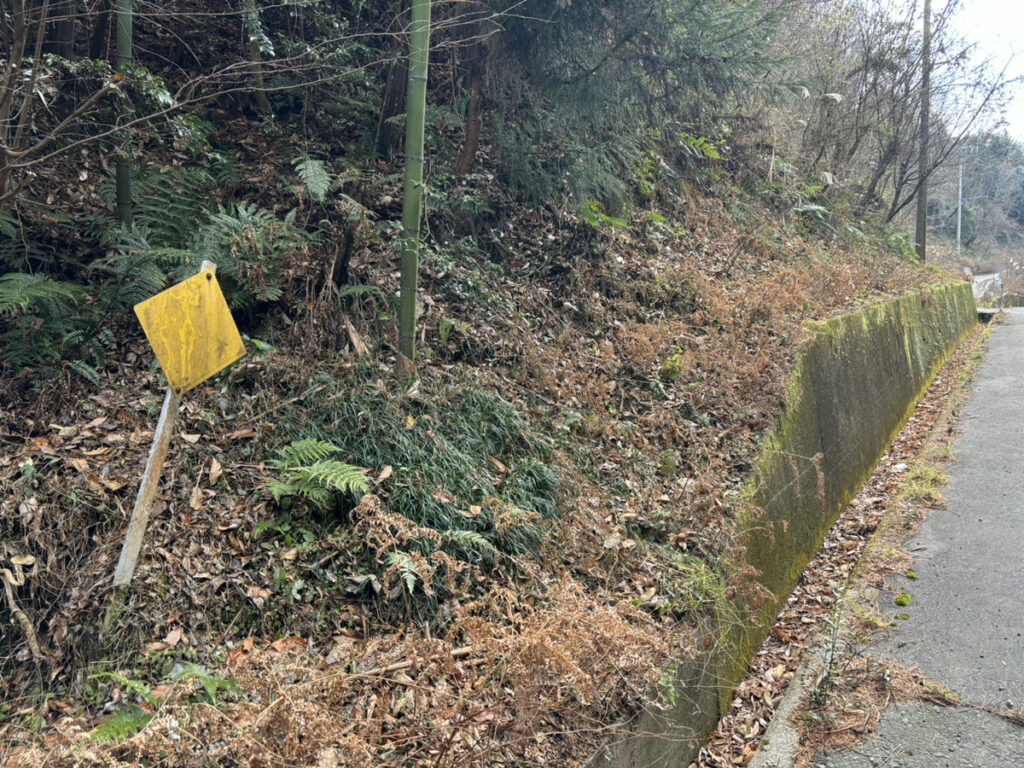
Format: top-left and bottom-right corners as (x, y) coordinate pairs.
(397, 0), (431, 373)
(115, 0), (133, 225)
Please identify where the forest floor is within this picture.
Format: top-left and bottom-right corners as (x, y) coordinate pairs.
(0, 120), (968, 767)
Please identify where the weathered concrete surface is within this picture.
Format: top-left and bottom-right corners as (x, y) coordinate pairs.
(754, 307), (1024, 768)
(594, 284), (978, 768)
(737, 283), (977, 668)
(816, 704), (1024, 767)
(812, 307), (1024, 767)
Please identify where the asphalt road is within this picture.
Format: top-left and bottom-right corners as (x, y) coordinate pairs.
(817, 307), (1024, 767)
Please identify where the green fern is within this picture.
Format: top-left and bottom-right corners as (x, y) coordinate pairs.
(300, 460), (371, 493)
(271, 438), (341, 469)
(88, 237), (170, 312)
(0, 273), (87, 368)
(442, 529), (496, 554)
(293, 156), (334, 203)
(266, 439), (369, 511)
(387, 551), (422, 595)
(0, 209), (16, 238)
(67, 359), (101, 385)
(90, 706), (153, 743)
(90, 671), (159, 705)
(171, 663), (241, 705)
(210, 151), (243, 191)
(0, 273), (82, 317)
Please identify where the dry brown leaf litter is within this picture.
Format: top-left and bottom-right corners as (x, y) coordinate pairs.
(1, 167), (956, 768)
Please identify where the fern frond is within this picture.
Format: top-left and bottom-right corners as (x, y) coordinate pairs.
(89, 249), (169, 309)
(335, 284), (381, 299)
(0, 209), (16, 238)
(272, 438), (341, 469)
(171, 663), (241, 705)
(266, 440), (368, 511)
(90, 707), (153, 743)
(0, 273), (81, 317)
(298, 460), (370, 495)
(68, 359), (101, 385)
(442, 528), (496, 553)
(386, 551), (421, 594)
(90, 671), (158, 705)
(210, 151), (243, 191)
(270, 474), (333, 508)
(293, 156), (333, 203)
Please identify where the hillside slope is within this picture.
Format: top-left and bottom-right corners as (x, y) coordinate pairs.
(0, 1), (971, 765)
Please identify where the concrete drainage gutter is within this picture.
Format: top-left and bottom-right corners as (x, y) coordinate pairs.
(589, 282), (977, 768)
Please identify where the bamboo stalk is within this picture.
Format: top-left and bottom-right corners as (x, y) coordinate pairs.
(397, 0), (431, 374)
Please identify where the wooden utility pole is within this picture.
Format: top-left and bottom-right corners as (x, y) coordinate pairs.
(397, 0), (431, 377)
(914, 0), (931, 261)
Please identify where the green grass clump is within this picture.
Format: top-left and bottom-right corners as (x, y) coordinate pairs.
(279, 372), (560, 566)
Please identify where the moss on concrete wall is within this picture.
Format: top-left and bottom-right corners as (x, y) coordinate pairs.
(737, 282), (976, 646)
(595, 282), (976, 768)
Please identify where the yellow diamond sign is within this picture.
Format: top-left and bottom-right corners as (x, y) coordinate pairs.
(134, 269), (246, 396)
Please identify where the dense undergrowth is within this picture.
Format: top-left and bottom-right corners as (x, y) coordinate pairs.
(0, 1), (967, 765)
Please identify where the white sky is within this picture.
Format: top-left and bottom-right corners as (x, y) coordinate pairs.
(952, 0), (1024, 140)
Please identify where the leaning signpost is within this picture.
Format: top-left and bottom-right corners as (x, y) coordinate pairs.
(104, 261), (244, 633)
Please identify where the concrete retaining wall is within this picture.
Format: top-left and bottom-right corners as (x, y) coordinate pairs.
(593, 282), (977, 768)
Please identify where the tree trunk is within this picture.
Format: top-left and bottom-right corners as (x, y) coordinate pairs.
(115, 0), (131, 225)
(89, 0), (111, 59)
(248, 36), (273, 115)
(376, 58), (408, 160)
(455, 41), (483, 177)
(44, 0), (75, 57)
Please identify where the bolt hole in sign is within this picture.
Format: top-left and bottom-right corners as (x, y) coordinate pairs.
(134, 269), (246, 394)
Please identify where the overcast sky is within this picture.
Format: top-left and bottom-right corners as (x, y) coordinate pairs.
(952, 0), (1024, 140)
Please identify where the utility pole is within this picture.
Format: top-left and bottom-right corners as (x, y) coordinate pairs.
(914, 0), (931, 261)
(956, 157), (963, 258)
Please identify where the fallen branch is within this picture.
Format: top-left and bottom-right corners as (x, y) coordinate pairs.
(1, 568), (43, 665)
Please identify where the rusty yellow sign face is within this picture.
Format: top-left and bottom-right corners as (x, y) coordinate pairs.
(134, 269), (246, 396)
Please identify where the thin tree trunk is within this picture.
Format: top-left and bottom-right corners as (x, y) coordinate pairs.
(376, 58), (408, 160)
(248, 37), (273, 115)
(89, 0), (111, 59)
(397, 0), (431, 376)
(45, 0), (75, 57)
(455, 47), (482, 176)
(115, 0), (131, 225)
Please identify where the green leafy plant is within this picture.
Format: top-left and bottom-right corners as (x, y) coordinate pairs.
(0, 272), (101, 373)
(679, 132), (723, 161)
(293, 156), (334, 203)
(0, 273), (82, 317)
(90, 707), (154, 743)
(387, 550), (423, 595)
(266, 438), (370, 511)
(172, 663), (242, 705)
